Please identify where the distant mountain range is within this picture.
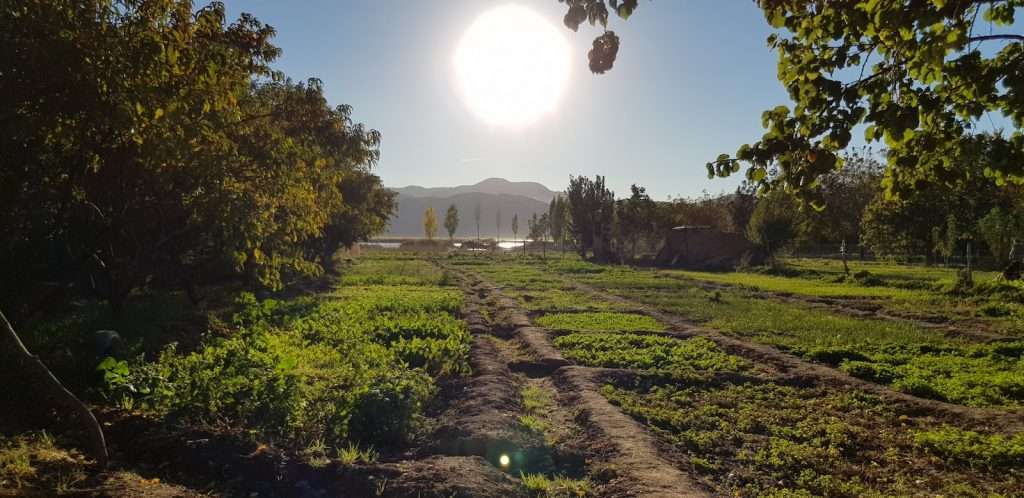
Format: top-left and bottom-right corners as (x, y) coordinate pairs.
(385, 178), (558, 238)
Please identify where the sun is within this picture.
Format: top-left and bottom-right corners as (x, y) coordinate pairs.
(454, 4), (571, 128)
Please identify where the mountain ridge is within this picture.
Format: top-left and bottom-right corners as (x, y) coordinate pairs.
(384, 178), (556, 237)
(390, 177), (557, 204)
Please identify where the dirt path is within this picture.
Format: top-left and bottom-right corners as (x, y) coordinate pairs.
(566, 278), (1024, 432)
(446, 266), (713, 498)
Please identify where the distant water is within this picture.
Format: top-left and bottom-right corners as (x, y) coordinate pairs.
(359, 241), (401, 249)
(497, 241), (527, 249)
(359, 240), (527, 250)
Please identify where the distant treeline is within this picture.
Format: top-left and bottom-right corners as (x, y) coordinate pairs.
(558, 149), (1024, 267)
(1, 1), (395, 318)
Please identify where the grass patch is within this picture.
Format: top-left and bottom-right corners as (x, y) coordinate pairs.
(519, 383), (559, 444)
(520, 472), (593, 497)
(536, 312), (664, 332)
(0, 432), (89, 492)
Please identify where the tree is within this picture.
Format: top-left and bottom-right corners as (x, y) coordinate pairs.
(860, 172), (1011, 262)
(799, 150), (884, 246)
(512, 214), (520, 242)
(658, 192), (734, 232)
(560, 1), (1024, 199)
(566, 175), (616, 261)
(1, 1), (391, 313)
(548, 195), (569, 253)
(616, 185), (657, 261)
(496, 209), (503, 242)
(474, 202), (482, 240)
(528, 213), (551, 258)
(312, 169), (396, 274)
(934, 214), (960, 266)
(728, 182), (758, 235)
(0, 0), (396, 469)
(1, 0), (283, 313)
(747, 189), (801, 262)
(444, 205), (460, 242)
(423, 207), (438, 241)
(978, 207), (1024, 267)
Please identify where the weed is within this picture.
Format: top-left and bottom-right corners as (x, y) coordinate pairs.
(520, 472), (592, 497)
(519, 414), (551, 435)
(336, 442), (378, 465)
(304, 438), (331, 468)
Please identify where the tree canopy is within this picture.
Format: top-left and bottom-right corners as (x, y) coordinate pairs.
(445, 204), (460, 241)
(1, 0), (394, 314)
(558, 0), (1024, 200)
(423, 207), (438, 241)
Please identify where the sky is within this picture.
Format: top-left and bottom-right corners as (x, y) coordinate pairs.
(223, 1), (792, 200)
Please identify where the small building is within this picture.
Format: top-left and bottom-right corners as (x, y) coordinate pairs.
(654, 226), (763, 269)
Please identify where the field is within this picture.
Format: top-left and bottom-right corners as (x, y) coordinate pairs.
(447, 252), (1024, 497)
(4, 252), (585, 496)
(5, 250), (1024, 497)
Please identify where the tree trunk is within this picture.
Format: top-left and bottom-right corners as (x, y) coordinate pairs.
(0, 311), (108, 468)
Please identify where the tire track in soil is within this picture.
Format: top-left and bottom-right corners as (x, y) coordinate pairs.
(563, 277), (1024, 432)
(445, 264), (712, 498)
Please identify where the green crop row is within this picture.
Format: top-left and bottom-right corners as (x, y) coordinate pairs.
(536, 311), (665, 332)
(554, 333), (747, 374)
(610, 285), (1024, 407)
(103, 261), (469, 450)
(602, 381), (1021, 497)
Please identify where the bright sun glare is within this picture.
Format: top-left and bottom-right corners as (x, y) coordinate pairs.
(454, 4), (571, 128)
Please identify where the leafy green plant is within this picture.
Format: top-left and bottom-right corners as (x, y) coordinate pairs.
(555, 333), (746, 374)
(914, 426), (1024, 469)
(117, 256), (471, 450)
(536, 312), (664, 332)
(602, 381), (1018, 496)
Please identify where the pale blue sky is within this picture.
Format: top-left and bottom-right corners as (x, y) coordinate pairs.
(223, 1), (792, 199)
